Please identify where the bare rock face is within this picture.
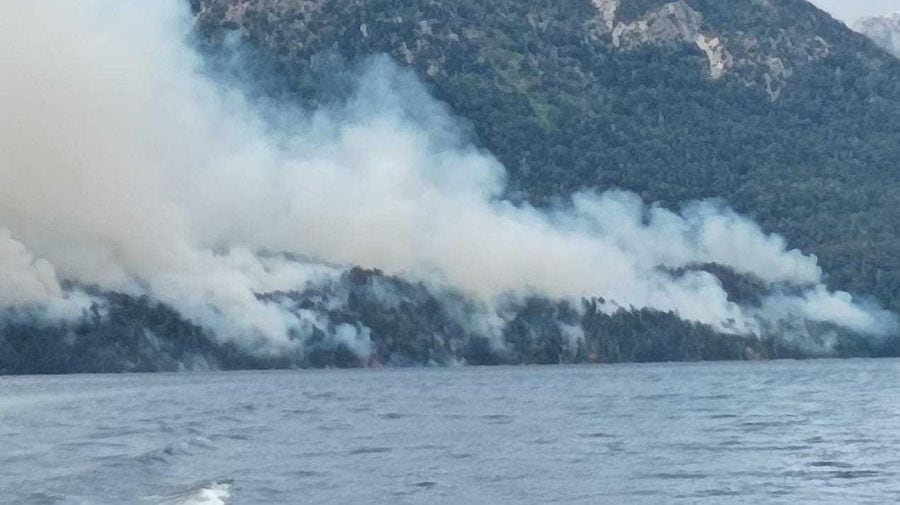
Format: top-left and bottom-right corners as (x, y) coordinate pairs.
(591, 0), (619, 30)
(854, 13), (900, 58)
(590, 0), (828, 96)
(695, 34), (732, 79)
(611, 2), (703, 49)
(606, 1), (733, 81)
(711, 28), (830, 100)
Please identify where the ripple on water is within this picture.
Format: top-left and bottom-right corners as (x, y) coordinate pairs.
(645, 472), (710, 480)
(738, 420), (804, 431)
(481, 414), (513, 425)
(23, 492), (70, 505)
(784, 469), (884, 480)
(692, 488), (742, 497)
(301, 391), (337, 400)
(579, 432), (616, 439)
(348, 447), (392, 455)
(289, 470), (325, 479)
(133, 437), (216, 467)
(808, 461), (855, 469)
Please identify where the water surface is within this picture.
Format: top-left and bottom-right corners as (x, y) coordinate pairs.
(2, 360), (900, 504)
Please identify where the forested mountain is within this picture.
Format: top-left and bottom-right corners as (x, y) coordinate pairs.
(193, 0), (900, 316)
(3, 0), (900, 374)
(855, 12), (900, 57)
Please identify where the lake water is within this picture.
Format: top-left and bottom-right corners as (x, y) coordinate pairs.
(2, 360), (900, 504)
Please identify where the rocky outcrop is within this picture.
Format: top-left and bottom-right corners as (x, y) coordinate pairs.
(589, 0), (827, 94)
(728, 30), (829, 100)
(591, 0), (619, 30)
(695, 34), (733, 79)
(611, 2), (702, 49)
(606, 1), (734, 80)
(854, 12), (900, 58)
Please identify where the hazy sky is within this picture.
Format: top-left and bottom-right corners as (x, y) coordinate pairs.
(810, 0), (900, 23)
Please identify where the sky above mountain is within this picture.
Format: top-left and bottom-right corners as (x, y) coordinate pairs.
(811, 0), (900, 22)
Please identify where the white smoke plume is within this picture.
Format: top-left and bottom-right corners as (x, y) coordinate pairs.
(0, 229), (61, 308)
(0, 0), (895, 355)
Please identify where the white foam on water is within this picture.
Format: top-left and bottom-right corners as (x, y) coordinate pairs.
(150, 480), (232, 505)
(178, 481), (231, 505)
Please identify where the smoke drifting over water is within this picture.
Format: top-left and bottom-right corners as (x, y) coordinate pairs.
(0, 1), (895, 358)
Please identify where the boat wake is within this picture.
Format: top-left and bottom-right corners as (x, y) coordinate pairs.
(152, 479), (232, 505)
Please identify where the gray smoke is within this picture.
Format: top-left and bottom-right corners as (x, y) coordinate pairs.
(0, 0), (895, 356)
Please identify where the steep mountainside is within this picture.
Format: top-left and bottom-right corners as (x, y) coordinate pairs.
(854, 12), (900, 57)
(193, 0), (900, 315)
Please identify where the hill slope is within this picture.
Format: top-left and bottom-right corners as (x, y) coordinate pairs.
(194, 0), (900, 315)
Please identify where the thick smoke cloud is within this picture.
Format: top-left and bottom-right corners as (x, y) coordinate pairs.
(0, 230), (60, 307)
(0, 0), (895, 356)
